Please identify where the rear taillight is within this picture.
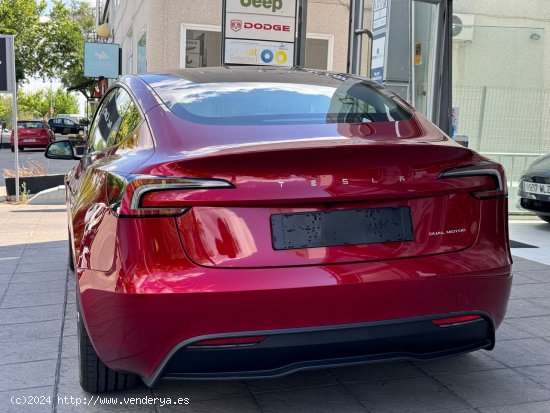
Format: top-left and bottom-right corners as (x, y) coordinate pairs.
(439, 161), (507, 199)
(106, 173), (234, 217)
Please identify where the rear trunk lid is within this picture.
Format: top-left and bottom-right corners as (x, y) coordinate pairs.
(150, 139), (491, 268)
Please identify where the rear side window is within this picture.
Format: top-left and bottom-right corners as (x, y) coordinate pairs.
(18, 122), (43, 128)
(89, 88), (141, 151)
(152, 80), (411, 126)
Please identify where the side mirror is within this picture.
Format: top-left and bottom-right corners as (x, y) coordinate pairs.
(45, 140), (81, 160)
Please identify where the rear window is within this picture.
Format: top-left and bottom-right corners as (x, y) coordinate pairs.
(18, 122), (44, 129)
(152, 81), (412, 126)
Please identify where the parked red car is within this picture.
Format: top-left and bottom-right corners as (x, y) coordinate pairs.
(11, 120), (54, 152)
(46, 68), (512, 393)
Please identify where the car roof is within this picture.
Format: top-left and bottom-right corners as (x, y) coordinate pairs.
(138, 66), (378, 89)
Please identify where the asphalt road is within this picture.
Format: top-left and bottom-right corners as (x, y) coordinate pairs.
(0, 135), (79, 180)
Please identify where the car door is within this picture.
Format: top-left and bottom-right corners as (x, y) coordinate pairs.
(69, 88), (126, 259)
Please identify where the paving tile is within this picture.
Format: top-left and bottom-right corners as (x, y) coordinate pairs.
(155, 379), (249, 402)
(10, 269), (67, 283)
(487, 338), (550, 367)
(64, 303), (77, 320)
(19, 253), (68, 265)
(346, 376), (468, 413)
(496, 320), (534, 341)
(0, 359), (57, 392)
(0, 337), (59, 365)
(247, 369), (337, 393)
(510, 283), (550, 299)
(513, 260), (550, 272)
(0, 261), (18, 275)
(505, 315), (550, 338)
(160, 396), (259, 413)
(255, 384), (366, 413)
(506, 299), (550, 319)
(415, 351), (506, 375)
(479, 400), (550, 413)
(61, 334), (78, 359)
(16, 261), (68, 274)
(527, 297), (550, 311)
(521, 271), (550, 283)
(331, 362), (423, 383)
(516, 364), (550, 389)
(0, 272), (14, 284)
(1, 291), (66, 309)
(7, 279), (66, 295)
(0, 319), (61, 343)
(62, 318), (77, 336)
(434, 368), (549, 408)
(0, 386), (53, 413)
(0, 248), (24, 259)
(0, 304), (64, 325)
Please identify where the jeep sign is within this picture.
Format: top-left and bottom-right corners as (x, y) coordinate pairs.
(226, 0), (296, 17)
(223, 0), (297, 66)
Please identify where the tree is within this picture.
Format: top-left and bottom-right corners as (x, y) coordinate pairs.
(0, 0), (95, 86)
(18, 88), (79, 118)
(39, 1), (96, 87)
(0, 0), (46, 83)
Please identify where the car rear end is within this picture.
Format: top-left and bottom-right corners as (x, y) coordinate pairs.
(75, 70), (512, 386)
(11, 121), (52, 149)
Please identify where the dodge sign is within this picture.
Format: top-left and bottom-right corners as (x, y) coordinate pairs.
(223, 0), (297, 67)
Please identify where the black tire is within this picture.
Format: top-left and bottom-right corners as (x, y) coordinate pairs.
(10, 145), (14, 152)
(78, 307), (139, 393)
(18, 146), (23, 151)
(537, 214), (550, 224)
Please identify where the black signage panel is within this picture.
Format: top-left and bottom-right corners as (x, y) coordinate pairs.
(0, 37), (8, 92)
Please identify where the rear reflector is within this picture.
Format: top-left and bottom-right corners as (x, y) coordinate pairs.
(191, 335), (268, 347)
(431, 315), (482, 327)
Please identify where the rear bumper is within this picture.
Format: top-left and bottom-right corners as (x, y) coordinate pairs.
(78, 259), (512, 383)
(152, 311), (493, 386)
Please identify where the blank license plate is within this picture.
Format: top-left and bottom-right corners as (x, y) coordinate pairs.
(271, 207), (414, 250)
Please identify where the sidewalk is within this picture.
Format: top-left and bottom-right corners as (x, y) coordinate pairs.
(0, 204), (550, 412)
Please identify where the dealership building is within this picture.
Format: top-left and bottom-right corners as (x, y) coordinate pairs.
(96, 0), (550, 212)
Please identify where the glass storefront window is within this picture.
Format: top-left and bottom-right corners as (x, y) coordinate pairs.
(182, 27), (330, 70)
(137, 30), (147, 73)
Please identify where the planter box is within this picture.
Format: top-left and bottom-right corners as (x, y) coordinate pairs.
(4, 174), (65, 196)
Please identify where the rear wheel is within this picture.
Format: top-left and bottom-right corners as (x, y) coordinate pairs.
(10, 145), (14, 152)
(78, 305), (139, 393)
(537, 214), (550, 224)
(18, 146), (23, 151)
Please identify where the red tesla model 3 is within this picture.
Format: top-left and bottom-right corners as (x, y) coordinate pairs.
(46, 67), (512, 393)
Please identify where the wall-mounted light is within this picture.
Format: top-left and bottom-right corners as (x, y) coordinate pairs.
(96, 23), (111, 39)
(530, 33), (541, 41)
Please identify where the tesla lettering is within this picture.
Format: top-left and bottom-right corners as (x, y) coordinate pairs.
(240, 0), (283, 13)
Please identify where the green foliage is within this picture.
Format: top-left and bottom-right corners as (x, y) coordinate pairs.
(0, 0), (46, 82)
(40, 1), (96, 87)
(0, 88), (79, 121)
(0, 0), (95, 86)
(0, 95), (12, 128)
